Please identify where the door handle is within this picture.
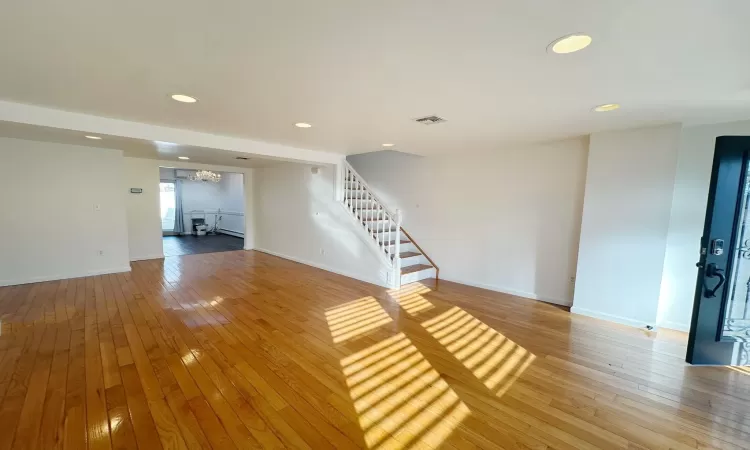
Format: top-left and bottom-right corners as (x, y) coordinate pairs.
(703, 263), (726, 298)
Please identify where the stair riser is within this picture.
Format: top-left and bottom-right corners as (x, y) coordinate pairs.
(355, 211), (388, 219)
(373, 231), (400, 241)
(345, 199), (379, 205)
(367, 233), (400, 243)
(387, 242), (416, 253)
(401, 267), (437, 285)
(362, 220), (395, 229)
(344, 189), (377, 198)
(345, 201), (380, 209)
(400, 255), (428, 267)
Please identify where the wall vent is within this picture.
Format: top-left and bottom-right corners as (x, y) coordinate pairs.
(414, 115), (446, 125)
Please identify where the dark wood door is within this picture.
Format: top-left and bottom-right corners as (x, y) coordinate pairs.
(688, 136), (750, 365)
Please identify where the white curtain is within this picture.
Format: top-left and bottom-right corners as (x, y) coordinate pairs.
(173, 179), (185, 234)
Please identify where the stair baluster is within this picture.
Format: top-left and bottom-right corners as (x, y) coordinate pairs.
(340, 160), (437, 287)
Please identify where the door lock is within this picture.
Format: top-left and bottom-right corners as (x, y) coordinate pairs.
(710, 239), (724, 256)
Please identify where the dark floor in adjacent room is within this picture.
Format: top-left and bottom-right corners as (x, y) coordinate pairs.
(162, 234), (244, 257)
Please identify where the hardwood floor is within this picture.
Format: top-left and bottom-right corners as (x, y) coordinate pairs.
(0, 250), (749, 449)
(162, 234), (244, 257)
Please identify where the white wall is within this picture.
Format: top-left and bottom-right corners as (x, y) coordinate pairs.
(573, 124), (681, 327)
(218, 173), (245, 235)
(254, 163), (390, 287)
(125, 158), (164, 261)
(348, 139), (588, 305)
(182, 176), (223, 212)
(124, 159), (255, 260)
(658, 119), (750, 331)
(0, 138), (130, 286)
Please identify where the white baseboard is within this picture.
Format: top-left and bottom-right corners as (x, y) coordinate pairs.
(218, 229), (244, 238)
(658, 320), (690, 333)
(571, 306), (655, 329)
(254, 248), (389, 288)
(130, 253), (164, 262)
(88, 266), (132, 276)
(439, 276), (571, 307)
(0, 265), (132, 287)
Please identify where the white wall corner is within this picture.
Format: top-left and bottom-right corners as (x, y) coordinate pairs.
(334, 162), (345, 202)
(573, 124), (681, 330)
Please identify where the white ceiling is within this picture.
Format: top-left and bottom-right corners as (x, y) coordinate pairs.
(1, 0), (749, 156)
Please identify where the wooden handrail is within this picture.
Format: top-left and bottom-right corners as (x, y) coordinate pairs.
(399, 226), (439, 280)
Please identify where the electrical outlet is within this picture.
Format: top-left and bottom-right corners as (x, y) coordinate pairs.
(98, 250), (104, 256)
(94, 204), (101, 212)
(569, 276), (576, 283)
(320, 248), (325, 256)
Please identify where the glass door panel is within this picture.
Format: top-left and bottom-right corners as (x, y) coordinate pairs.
(160, 182), (176, 232)
(723, 161), (750, 341)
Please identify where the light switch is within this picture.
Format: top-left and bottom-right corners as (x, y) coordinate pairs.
(94, 204), (101, 211)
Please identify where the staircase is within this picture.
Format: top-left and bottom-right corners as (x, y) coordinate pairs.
(341, 161), (438, 288)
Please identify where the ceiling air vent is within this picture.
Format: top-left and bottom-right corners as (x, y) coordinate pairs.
(235, 156), (249, 160)
(414, 115), (446, 125)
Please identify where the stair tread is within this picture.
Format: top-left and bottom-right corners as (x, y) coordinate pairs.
(399, 251), (421, 258)
(385, 239), (411, 245)
(401, 264), (433, 275)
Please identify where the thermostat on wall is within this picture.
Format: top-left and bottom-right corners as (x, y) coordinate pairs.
(130, 188), (143, 194)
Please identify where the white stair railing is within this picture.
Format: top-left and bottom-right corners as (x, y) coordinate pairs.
(342, 161), (402, 286)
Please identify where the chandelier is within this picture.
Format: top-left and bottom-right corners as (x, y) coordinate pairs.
(189, 170), (221, 183)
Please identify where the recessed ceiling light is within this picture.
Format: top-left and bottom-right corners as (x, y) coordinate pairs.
(382, 143), (395, 147)
(548, 33), (592, 54)
(295, 122), (312, 128)
(85, 135), (102, 140)
(171, 94), (198, 103)
(593, 103), (621, 112)
(178, 156), (190, 160)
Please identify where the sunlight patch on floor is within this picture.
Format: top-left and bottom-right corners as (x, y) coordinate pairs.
(341, 332), (470, 449)
(422, 307), (535, 397)
(326, 297), (393, 344)
(388, 283), (434, 316)
(728, 366), (750, 374)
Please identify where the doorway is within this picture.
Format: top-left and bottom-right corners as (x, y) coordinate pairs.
(159, 167), (246, 257)
(688, 136), (750, 365)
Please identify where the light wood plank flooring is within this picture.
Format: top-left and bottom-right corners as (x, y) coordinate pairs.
(0, 250), (749, 449)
